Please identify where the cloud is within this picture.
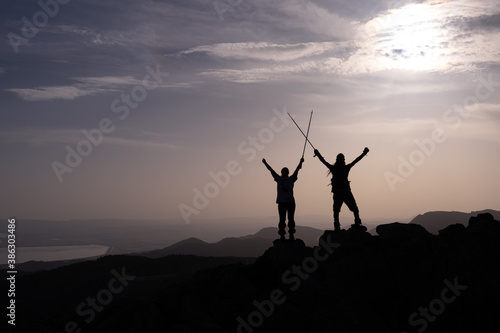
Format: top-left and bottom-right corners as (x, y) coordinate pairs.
(0, 127), (179, 149)
(5, 76), (135, 101)
(5, 74), (192, 101)
(195, 0), (500, 83)
(199, 61), (320, 83)
(6, 86), (105, 101)
(259, 0), (354, 39)
(5, 76), (129, 101)
(452, 13), (500, 32)
(48, 25), (127, 46)
(207, 0), (354, 40)
(428, 0), (454, 5)
(1, 128), (85, 146)
(325, 101), (500, 145)
(73, 76), (145, 87)
(465, 103), (500, 125)
(327, 118), (441, 136)
(179, 41), (354, 61)
(104, 137), (177, 149)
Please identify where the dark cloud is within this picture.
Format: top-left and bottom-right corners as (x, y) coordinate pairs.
(310, 0), (427, 20)
(467, 13), (500, 30)
(451, 13), (500, 32)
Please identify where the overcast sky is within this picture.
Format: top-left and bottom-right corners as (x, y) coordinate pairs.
(1, 0), (499, 224)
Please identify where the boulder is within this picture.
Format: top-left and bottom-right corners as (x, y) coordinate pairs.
(468, 212), (499, 230)
(376, 222), (429, 237)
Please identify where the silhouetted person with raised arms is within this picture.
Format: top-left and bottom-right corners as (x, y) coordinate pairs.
(262, 157), (304, 241)
(314, 148), (369, 231)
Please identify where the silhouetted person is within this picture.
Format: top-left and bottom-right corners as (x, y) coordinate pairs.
(262, 157), (304, 241)
(314, 148), (369, 231)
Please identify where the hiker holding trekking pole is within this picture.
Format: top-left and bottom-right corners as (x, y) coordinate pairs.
(262, 111), (313, 241)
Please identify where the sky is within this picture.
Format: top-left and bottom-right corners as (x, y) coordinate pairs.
(1, 0), (499, 224)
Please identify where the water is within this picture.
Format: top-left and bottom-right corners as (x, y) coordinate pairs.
(0, 244), (110, 264)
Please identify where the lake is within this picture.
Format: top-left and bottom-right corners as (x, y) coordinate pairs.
(0, 244), (110, 264)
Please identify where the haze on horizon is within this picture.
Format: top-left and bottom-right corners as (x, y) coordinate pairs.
(1, 0), (499, 224)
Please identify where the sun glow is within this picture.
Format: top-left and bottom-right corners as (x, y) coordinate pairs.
(357, 2), (449, 72)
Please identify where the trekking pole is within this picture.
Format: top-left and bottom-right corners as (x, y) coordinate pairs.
(301, 110), (313, 158)
(288, 112), (317, 156)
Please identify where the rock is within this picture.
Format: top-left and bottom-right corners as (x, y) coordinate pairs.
(437, 223), (466, 245)
(438, 223), (465, 237)
(468, 212), (499, 230)
(375, 222), (433, 255)
(376, 222), (429, 241)
(255, 238), (312, 272)
(319, 224), (370, 244)
(469, 212), (494, 222)
(350, 224), (368, 232)
(376, 222), (429, 236)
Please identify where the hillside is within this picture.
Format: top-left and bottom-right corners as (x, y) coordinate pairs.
(3, 212), (500, 333)
(140, 236), (272, 258)
(140, 225), (325, 258)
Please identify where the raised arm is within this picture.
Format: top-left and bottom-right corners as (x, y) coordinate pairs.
(314, 149), (331, 168)
(291, 157), (304, 178)
(262, 158), (279, 178)
(350, 147), (369, 167)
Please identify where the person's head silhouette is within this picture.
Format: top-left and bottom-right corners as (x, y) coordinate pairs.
(336, 153), (345, 165)
(281, 167), (289, 177)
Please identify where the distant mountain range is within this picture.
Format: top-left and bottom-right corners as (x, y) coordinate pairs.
(409, 209), (500, 234)
(140, 209), (500, 257)
(139, 226), (325, 258)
